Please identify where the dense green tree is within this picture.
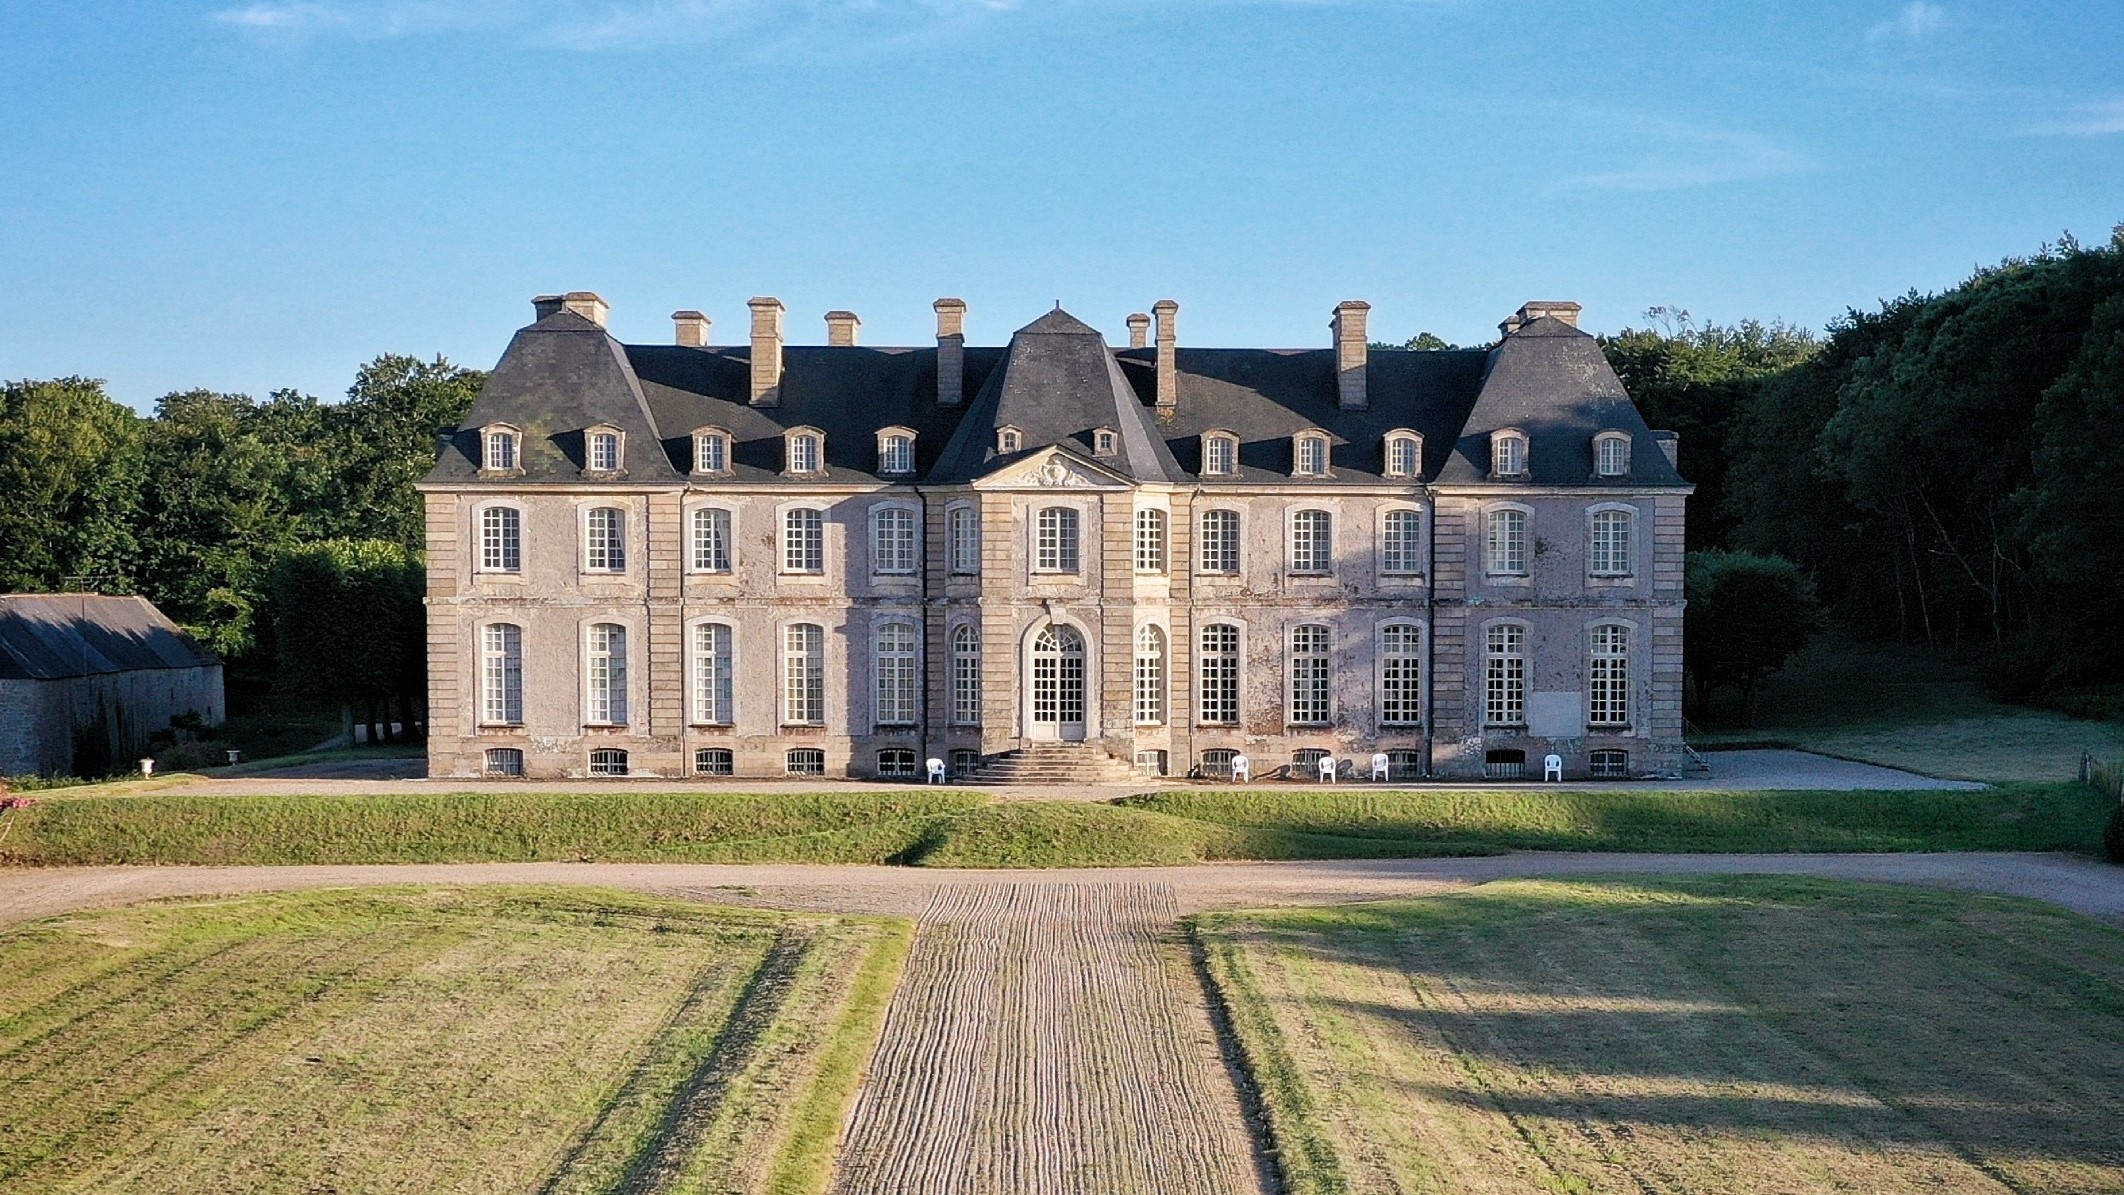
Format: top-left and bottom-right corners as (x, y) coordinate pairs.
(267, 539), (425, 745)
(1684, 550), (1822, 724)
(325, 355), (484, 550)
(2021, 290), (2124, 680)
(0, 378), (144, 593)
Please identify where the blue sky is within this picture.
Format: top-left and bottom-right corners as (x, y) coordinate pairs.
(2, 0), (2119, 409)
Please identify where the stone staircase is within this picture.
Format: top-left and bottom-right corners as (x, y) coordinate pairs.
(964, 742), (1139, 785)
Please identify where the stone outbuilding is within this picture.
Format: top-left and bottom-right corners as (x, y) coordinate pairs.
(0, 594), (225, 778)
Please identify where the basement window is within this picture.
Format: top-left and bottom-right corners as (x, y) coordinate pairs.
(786, 748), (826, 776)
(694, 748), (733, 776)
(588, 748), (630, 777)
(484, 748), (524, 777)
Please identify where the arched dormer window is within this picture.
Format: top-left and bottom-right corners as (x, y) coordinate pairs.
(1293, 429), (1330, 478)
(1491, 429), (1529, 478)
(1201, 430), (1238, 477)
(585, 426), (624, 474)
(1593, 431), (1632, 478)
(996, 426), (1023, 455)
(1383, 429), (1422, 479)
(876, 426), (916, 476)
(1092, 427), (1118, 457)
(785, 427), (825, 475)
(481, 424), (522, 473)
(692, 427), (731, 476)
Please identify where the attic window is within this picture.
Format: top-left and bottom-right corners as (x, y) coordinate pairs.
(1492, 430), (1529, 478)
(877, 429), (916, 475)
(1594, 432), (1631, 478)
(587, 430), (623, 473)
(1202, 432), (1238, 477)
(786, 430), (824, 475)
(693, 429), (730, 475)
(1384, 431), (1422, 479)
(482, 426), (520, 472)
(997, 427), (1022, 454)
(1093, 429), (1117, 457)
(1293, 432), (1330, 477)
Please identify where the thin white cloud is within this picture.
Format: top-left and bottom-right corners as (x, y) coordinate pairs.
(1572, 118), (1816, 192)
(2029, 99), (2124, 137)
(1866, 2), (1945, 44)
(212, 0), (1022, 48)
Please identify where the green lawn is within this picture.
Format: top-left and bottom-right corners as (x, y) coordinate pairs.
(0, 886), (909, 1195)
(1195, 877), (2124, 1195)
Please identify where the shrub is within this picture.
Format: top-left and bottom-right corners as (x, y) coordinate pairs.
(2104, 804), (2124, 864)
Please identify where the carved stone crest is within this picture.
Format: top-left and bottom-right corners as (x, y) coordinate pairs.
(1033, 460), (1076, 487)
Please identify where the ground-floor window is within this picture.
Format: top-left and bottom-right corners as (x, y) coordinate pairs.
(950, 748), (981, 776)
(1135, 749), (1168, 776)
(694, 747), (733, 776)
(877, 748), (917, 779)
(1200, 748), (1238, 779)
(1484, 748), (1526, 780)
(1292, 747), (1331, 777)
(1387, 749), (1423, 781)
(786, 748), (826, 776)
(589, 748), (630, 777)
(1589, 749), (1630, 779)
(484, 747), (523, 777)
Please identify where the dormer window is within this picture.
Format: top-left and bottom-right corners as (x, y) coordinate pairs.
(1093, 428), (1118, 457)
(1491, 430), (1529, 477)
(481, 426), (520, 472)
(586, 429), (623, 473)
(1383, 430), (1422, 479)
(1201, 432), (1238, 477)
(997, 426), (1022, 455)
(693, 428), (730, 476)
(877, 427), (916, 475)
(1293, 431), (1330, 478)
(1594, 431), (1631, 478)
(786, 429), (824, 475)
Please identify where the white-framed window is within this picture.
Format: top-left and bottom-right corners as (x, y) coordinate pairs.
(872, 506), (918, 575)
(589, 748), (630, 776)
(1380, 509), (1422, 575)
(1384, 431), (1422, 478)
(1135, 509), (1166, 573)
(1134, 624), (1166, 725)
(783, 623), (825, 725)
(1202, 433), (1238, 476)
(694, 429), (729, 475)
(584, 507), (627, 573)
(1199, 623), (1240, 725)
(1484, 623), (1526, 727)
(874, 622), (919, 726)
(480, 622), (522, 725)
(482, 427), (519, 471)
(479, 505), (521, 573)
(786, 431), (823, 475)
(1294, 433), (1330, 477)
(1589, 507), (1635, 577)
(1288, 624), (1330, 725)
(690, 507), (732, 573)
(948, 505), (980, 576)
(586, 623), (628, 725)
(878, 430), (915, 475)
(1094, 428), (1118, 456)
(587, 430), (622, 472)
(485, 747), (524, 777)
(692, 622), (733, 725)
(786, 748), (825, 776)
(1289, 509), (1332, 574)
(1492, 430), (1529, 477)
(951, 624), (981, 726)
(783, 507), (824, 574)
(1590, 624), (1630, 726)
(997, 426), (1022, 454)
(1486, 507), (1529, 576)
(1200, 509), (1240, 574)
(1594, 432), (1631, 478)
(1035, 506), (1080, 573)
(1379, 622), (1422, 726)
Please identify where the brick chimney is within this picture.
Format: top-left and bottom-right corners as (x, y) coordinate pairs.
(533, 294), (566, 320)
(1152, 299), (1179, 413)
(1126, 312), (1151, 350)
(562, 291), (609, 327)
(934, 298), (967, 407)
(825, 310), (861, 346)
(672, 310), (711, 347)
(1502, 300), (1581, 337)
(748, 297), (785, 407)
(1333, 300), (1370, 411)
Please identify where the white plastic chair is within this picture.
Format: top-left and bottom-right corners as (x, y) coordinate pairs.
(1370, 753), (1391, 782)
(926, 757), (947, 784)
(1543, 753), (1564, 782)
(1317, 755), (1338, 783)
(1231, 754), (1251, 783)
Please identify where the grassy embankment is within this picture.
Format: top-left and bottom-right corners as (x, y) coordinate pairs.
(0, 782), (2110, 868)
(0, 886), (909, 1195)
(1195, 876), (2124, 1195)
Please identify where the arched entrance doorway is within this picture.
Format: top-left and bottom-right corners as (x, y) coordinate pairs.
(1028, 624), (1087, 741)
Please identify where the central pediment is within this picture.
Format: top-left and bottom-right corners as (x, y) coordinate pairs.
(971, 447), (1133, 491)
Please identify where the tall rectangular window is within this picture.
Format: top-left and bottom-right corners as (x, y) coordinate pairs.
(1590, 624), (1630, 726)
(948, 507), (980, 575)
(585, 507), (626, 572)
(1135, 509), (1166, 573)
(483, 430), (516, 471)
(951, 625), (981, 725)
(480, 506), (521, 573)
(695, 432), (726, 474)
(1596, 435), (1630, 477)
(1204, 435), (1237, 476)
(1484, 624), (1525, 727)
(874, 622), (918, 726)
(1493, 433), (1527, 476)
(1589, 509), (1634, 577)
(873, 507), (917, 575)
(1200, 510), (1240, 574)
(1289, 624), (1330, 725)
(1036, 507), (1079, 572)
(1379, 623), (1422, 726)
(1380, 509), (1421, 575)
(1386, 435), (1420, 477)
(1296, 436), (1327, 476)
(1134, 625), (1166, 725)
(480, 623), (522, 725)
(1487, 508), (1528, 575)
(693, 623), (733, 725)
(783, 623), (825, 724)
(788, 434), (821, 474)
(587, 623), (628, 725)
(589, 432), (620, 471)
(1199, 624), (1240, 725)
(1289, 510), (1332, 574)
(691, 507), (731, 573)
(879, 434), (914, 475)
(783, 508), (823, 573)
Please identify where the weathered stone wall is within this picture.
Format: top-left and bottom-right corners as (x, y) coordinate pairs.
(0, 667), (224, 779)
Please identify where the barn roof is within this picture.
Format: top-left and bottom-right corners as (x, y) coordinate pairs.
(0, 595), (221, 681)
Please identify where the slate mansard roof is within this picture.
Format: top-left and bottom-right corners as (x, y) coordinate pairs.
(0, 595), (221, 682)
(424, 302), (1689, 490)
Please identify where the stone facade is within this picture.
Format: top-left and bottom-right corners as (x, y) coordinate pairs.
(0, 595), (225, 778)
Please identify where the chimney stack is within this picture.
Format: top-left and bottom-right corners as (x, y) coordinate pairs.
(561, 291), (609, 327)
(1152, 299), (1179, 413)
(934, 298), (967, 407)
(825, 310), (861, 347)
(1126, 312), (1151, 350)
(1502, 300), (1581, 337)
(1333, 300), (1370, 411)
(672, 310), (711, 347)
(748, 297), (785, 407)
(533, 294), (566, 320)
